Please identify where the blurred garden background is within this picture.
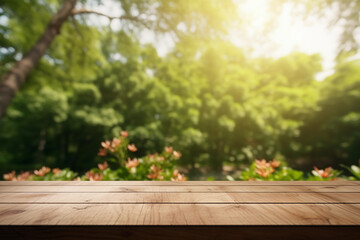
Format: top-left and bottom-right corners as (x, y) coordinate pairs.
(0, 0), (360, 181)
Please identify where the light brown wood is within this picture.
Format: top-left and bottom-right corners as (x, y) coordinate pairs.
(0, 184), (359, 193)
(0, 192), (359, 204)
(1, 180), (360, 238)
(1, 203), (360, 225)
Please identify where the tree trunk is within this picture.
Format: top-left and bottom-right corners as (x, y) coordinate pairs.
(0, 0), (77, 119)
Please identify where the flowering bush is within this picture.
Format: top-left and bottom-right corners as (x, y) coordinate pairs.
(237, 159), (304, 181)
(84, 131), (186, 181)
(307, 166), (341, 181)
(2, 131), (186, 181)
(1, 132), (356, 182)
(231, 158), (344, 181)
(3, 167), (77, 181)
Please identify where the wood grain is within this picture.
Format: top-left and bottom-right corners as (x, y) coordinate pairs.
(1, 185), (359, 193)
(1, 181), (360, 239)
(1, 203), (360, 225)
(0, 192), (359, 204)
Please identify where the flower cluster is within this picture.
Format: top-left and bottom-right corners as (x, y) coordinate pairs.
(99, 138), (123, 154)
(310, 166), (341, 180)
(122, 145), (185, 181)
(3, 167), (77, 181)
(313, 166), (333, 178)
(34, 166), (50, 176)
(3, 129), (186, 181)
(171, 169), (186, 181)
(97, 131), (131, 157)
(126, 158), (139, 168)
(93, 130), (186, 181)
(254, 159), (281, 178)
(3, 171), (32, 181)
(239, 158), (304, 181)
(147, 164), (164, 180)
(235, 158), (348, 181)
(98, 161), (108, 171)
(85, 170), (103, 181)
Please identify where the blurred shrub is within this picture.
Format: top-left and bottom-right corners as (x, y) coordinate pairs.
(2, 132), (355, 181)
(307, 166), (342, 181)
(237, 159), (304, 181)
(2, 131), (186, 181)
(3, 167), (77, 181)
(229, 158), (345, 181)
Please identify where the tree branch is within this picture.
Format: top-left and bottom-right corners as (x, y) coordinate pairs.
(71, 9), (151, 29)
(0, 0), (77, 119)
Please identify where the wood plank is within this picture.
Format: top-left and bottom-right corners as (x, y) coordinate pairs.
(0, 192), (359, 204)
(1, 185), (359, 193)
(0, 181), (359, 186)
(1, 226), (360, 240)
(1, 203), (360, 225)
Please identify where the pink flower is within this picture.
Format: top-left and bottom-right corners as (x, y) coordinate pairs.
(148, 153), (158, 160)
(17, 171), (32, 181)
(165, 146), (173, 154)
(34, 166), (50, 176)
(121, 131), (129, 138)
(101, 140), (111, 149)
(255, 168), (274, 178)
(3, 171), (16, 181)
(173, 169), (179, 178)
(126, 158), (139, 168)
(173, 151), (181, 159)
(171, 170), (186, 181)
(52, 168), (62, 175)
(111, 138), (121, 149)
(98, 148), (107, 156)
(85, 171), (103, 181)
(101, 138), (121, 152)
(270, 160), (281, 168)
(314, 166), (333, 178)
(147, 164), (164, 180)
(128, 144), (138, 152)
(171, 173), (186, 181)
(255, 159), (270, 169)
(253, 159), (275, 178)
(98, 161), (108, 171)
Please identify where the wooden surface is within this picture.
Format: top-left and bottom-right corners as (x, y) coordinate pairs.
(1, 181), (360, 239)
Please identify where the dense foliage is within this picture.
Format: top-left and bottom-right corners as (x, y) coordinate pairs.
(5, 157), (360, 181)
(234, 158), (343, 181)
(3, 131), (186, 181)
(0, 0), (360, 180)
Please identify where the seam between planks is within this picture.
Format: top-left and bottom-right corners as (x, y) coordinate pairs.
(0, 202), (360, 204)
(1, 191), (359, 193)
(0, 184), (358, 187)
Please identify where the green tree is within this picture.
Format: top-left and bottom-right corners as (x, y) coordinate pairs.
(294, 57), (360, 168)
(152, 39), (321, 172)
(0, 0), (237, 119)
(0, 0), (238, 172)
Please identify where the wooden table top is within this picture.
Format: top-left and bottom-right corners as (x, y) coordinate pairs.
(1, 181), (360, 226)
